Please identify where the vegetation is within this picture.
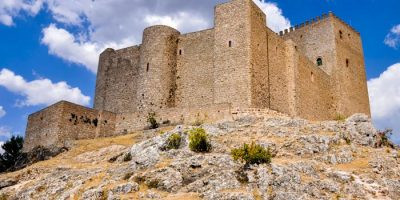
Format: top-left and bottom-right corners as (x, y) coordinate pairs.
(0, 135), (24, 172)
(376, 129), (395, 148)
(231, 142), (272, 167)
(334, 114), (346, 122)
(123, 152), (132, 162)
(188, 128), (211, 153)
(166, 133), (182, 150)
(147, 112), (159, 129)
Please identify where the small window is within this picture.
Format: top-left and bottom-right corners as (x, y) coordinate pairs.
(229, 41), (232, 47)
(300, 35), (303, 39)
(179, 49), (182, 55)
(311, 72), (315, 82)
(146, 63), (149, 72)
(317, 58), (323, 66)
(339, 30), (343, 39)
(346, 59), (349, 67)
(295, 46), (298, 51)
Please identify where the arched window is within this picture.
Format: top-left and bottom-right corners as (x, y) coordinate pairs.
(229, 41), (232, 47)
(317, 58), (323, 66)
(346, 59), (349, 67)
(339, 30), (343, 39)
(146, 63), (149, 72)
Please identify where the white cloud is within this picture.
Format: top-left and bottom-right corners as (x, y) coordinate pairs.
(1, 0), (291, 73)
(0, 106), (5, 118)
(0, 141), (4, 154)
(384, 24), (400, 49)
(0, 0), (43, 26)
(368, 63), (400, 144)
(0, 68), (90, 107)
(254, 0), (291, 32)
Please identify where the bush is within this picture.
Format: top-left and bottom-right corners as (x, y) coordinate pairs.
(166, 133), (182, 150)
(231, 142), (272, 166)
(188, 128), (211, 153)
(123, 153), (132, 162)
(147, 112), (159, 129)
(334, 114), (346, 122)
(376, 129), (395, 148)
(0, 135), (24, 172)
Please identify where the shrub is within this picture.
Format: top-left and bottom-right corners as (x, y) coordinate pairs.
(231, 142), (272, 166)
(188, 128), (211, 153)
(123, 153), (132, 162)
(147, 112), (159, 129)
(376, 129), (395, 148)
(334, 114), (346, 122)
(166, 133), (182, 150)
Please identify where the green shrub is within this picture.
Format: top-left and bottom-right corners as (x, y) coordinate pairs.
(334, 114), (346, 122)
(231, 142), (272, 166)
(376, 129), (395, 148)
(123, 152), (132, 162)
(147, 112), (159, 129)
(188, 128), (211, 153)
(166, 133), (182, 150)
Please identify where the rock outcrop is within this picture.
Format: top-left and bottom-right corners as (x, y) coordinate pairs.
(0, 112), (399, 200)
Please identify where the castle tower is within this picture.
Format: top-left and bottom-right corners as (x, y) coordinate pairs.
(213, 0), (270, 108)
(136, 25), (180, 111)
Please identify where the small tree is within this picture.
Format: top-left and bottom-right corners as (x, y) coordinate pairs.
(376, 129), (395, 148)
(147, 112), (159, 129)
(0, 135), (24, 172)
(188, 128), (211, 153)
(231, 142), (271, 167)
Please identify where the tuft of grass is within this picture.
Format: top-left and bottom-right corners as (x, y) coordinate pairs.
(146, 180), (159, 189)
(334, 114), (346, 122)
(123, 172), (133, 180)
(231, 142), (272, 166)
(188, 128), (211, 153)
(123, 152), (132, 162)
(166, 133), (182, 150)
(147, 112), (159, 129)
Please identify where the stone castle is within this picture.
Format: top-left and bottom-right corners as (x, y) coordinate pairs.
(23, 0), (370, 150)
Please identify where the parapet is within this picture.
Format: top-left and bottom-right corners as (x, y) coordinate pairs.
(278, 12), (360, 36)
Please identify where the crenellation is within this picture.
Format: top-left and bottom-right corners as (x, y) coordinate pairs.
(24, 0), (371, 150)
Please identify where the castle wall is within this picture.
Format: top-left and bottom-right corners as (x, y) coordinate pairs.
(249, 1), (270, 108)
(213, 0), (252, 108)
(137, 26), (180, 111)
(175, 29), (215, 108)
(24, 101), (116, 151)
(24, 103), (63, 151)
(293, 51), (334, 120)
(114, 104), (232, 134)
(267, 29), (292, 115)
(94, 46), (140, 114)
(282, 15), (336, 75)
(331, 16), (371, 117)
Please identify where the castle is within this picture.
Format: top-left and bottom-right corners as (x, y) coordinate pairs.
(23, 0), (370, 151)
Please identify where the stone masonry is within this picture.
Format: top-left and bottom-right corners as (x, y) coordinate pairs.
(24, 0), (371, 151)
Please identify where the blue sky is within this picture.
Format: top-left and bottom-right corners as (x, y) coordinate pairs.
(0, 0), (399, 144)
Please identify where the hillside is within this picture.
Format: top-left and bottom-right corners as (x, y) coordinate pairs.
(0, 110), (399, 200)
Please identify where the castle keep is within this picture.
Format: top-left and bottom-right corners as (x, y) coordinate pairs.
(24, 0), (370, 150)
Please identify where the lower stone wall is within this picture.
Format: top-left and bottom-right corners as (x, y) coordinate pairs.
(24, 102), (233, 151)
(115, 103), (233, 134)
(23, 101), (117, 151)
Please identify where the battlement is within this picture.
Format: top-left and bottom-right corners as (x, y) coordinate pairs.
(279, 12), (360, 36)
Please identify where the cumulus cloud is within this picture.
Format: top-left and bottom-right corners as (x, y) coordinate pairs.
(368, 63), (400, 143)
(0, 0), (43, 26)
(1, 0), (291, 73)
(0, 141), (4, 154)
(0, 68), (90, 107)
(384, 24), (400, 49)
(0, 106), (5, 118)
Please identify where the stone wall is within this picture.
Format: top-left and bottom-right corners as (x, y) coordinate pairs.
(331, 15), (371, 117)
(175, 29), (215, 108)
(24, 101), (117, 151)
(94, 46), (140, 114)
(114, 104), (233, 134)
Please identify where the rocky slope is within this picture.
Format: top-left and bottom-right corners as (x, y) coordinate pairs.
(0, 110), (399, 200)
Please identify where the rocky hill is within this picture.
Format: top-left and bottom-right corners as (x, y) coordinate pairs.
(0, 110), (399, 200)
